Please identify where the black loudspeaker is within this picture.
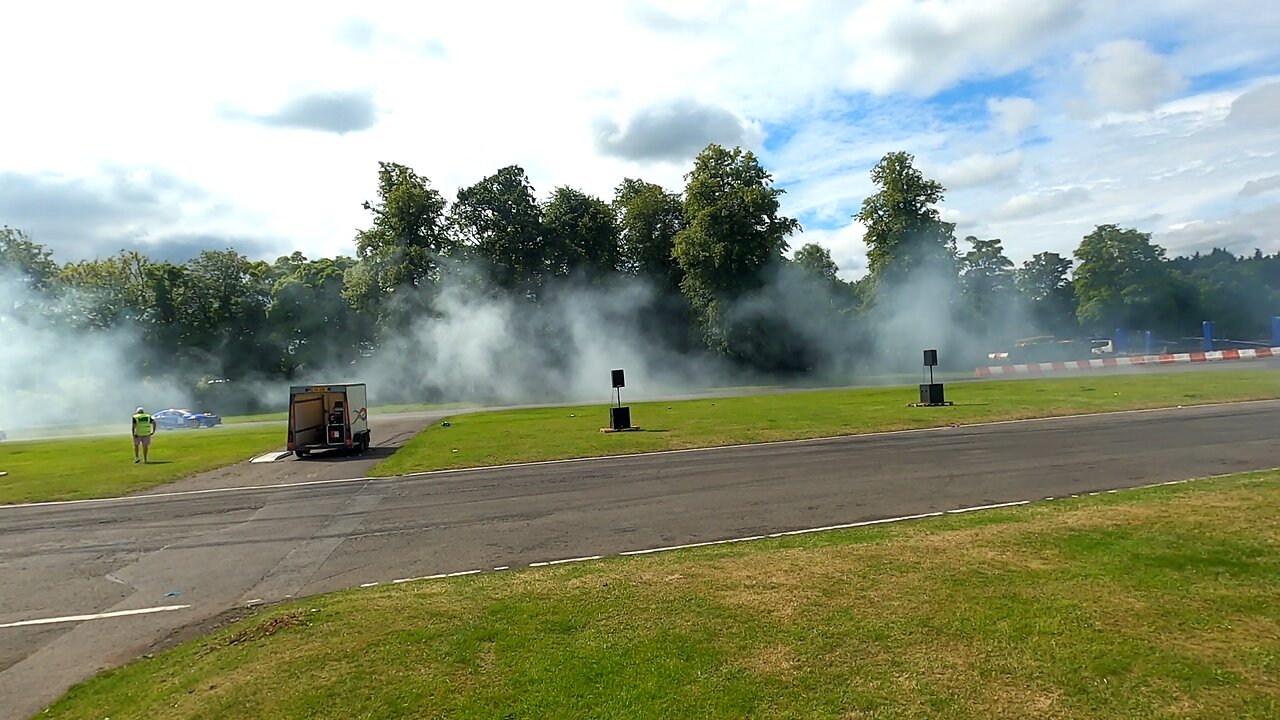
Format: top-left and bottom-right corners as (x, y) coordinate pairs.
(919, 383), (945, 404)
(611, 369), (625, 388)
(610, 406), (631, 430)
(923, 349), (938, 367)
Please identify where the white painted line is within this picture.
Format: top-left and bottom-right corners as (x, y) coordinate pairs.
(250, 450), (292, 464)
(619, 538), (739, 556)
(947, 500), (1030, 514)
(0, 604), (190, 629)
(493, 566), (510, 571)
(445, 570), (482, 577)
(8, 399), (1279, 511)
(359, 582), (379, 588)
(391, 573), (447, 584)
(541, 555), (603, 566)
(780, 512), (946, 535)
(245, 598), (263, 605)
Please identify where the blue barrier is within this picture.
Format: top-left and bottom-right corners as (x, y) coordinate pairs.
(1272, 316), (1280, 347)
(1202, 321), (1214, 352)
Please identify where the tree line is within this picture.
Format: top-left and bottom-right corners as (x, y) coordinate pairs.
(2, 146), (1278, 406)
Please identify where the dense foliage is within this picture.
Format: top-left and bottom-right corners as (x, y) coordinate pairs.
(3, 146), (1278, 409)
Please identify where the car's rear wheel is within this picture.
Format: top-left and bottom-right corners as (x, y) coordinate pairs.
(187, 419), (200, 429)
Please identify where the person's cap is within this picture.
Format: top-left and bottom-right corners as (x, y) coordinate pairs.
(136, 406), (145, 413)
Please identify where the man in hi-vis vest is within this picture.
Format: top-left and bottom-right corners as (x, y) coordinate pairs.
(131, 407), (155, 464)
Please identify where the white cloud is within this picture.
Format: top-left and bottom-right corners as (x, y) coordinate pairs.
(931, 152), (1023, 190)
(994, 187), (1091, 220)
(987, 97), (1039, 136)
(1080, 40), (1188, 113)
(1156, 202), (1280, 255)
(1226, 81), (1280, 129)
(842, 0), (1083, 95)
(0, 0), (1277, 276)
(593, 99), (762, 162)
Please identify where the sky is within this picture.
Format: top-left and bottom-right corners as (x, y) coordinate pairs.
(2, 0), (1279, 280)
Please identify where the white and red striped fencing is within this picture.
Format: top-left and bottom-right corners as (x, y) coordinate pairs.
(975, 346), (1280, 378)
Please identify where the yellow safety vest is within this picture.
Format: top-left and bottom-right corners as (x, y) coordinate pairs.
(133, 413), (153, 435)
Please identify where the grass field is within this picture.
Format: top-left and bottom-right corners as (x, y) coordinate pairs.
(42, 470), (1280, 719)
(373, 368), (1280, 476)
(0, 424), (286, 504)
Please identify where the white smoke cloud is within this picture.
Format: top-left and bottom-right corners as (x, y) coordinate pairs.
(0, 274), (194, 435)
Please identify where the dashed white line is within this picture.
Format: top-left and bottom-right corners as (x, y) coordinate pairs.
(947, 500), (1030, 514)
(0, 605), (190, 629)
(620, 539), (744, 556)
(530, 555), (603, 567)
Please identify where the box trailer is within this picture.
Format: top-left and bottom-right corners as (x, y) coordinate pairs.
(287, 383), (370, 458)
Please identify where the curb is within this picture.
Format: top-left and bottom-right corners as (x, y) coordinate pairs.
(976, 347), (1279, 378)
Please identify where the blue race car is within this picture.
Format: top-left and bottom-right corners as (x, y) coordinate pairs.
(152, 408), (223, 430)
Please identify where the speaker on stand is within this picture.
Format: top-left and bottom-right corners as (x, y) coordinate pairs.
(914, 349), (950, 406)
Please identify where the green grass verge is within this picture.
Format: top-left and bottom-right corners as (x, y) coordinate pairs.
(43, 470), (1280, 719)
(0, 424), (286, 504)
(373, 368), (1280, 476)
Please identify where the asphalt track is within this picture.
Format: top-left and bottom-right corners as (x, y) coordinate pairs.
(2, 401), (1279, 718)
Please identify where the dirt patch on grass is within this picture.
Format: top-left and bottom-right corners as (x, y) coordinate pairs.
(199, 611), (306, 657)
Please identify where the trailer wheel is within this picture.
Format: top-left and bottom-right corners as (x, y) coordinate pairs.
(295, 449), (309, 459)
(362, 432), (371, 453)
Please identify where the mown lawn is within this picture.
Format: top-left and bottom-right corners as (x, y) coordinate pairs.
(373, 368), (1280, 476)
(0, 423), (286, 504)
(43, 470), (1280, 719)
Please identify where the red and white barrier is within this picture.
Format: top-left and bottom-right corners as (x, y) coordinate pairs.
(975, 347), (1280, 378)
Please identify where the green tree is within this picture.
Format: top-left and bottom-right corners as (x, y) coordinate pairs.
(1073, 225), (1184, 333)
(1014, 251), (1076, 334)
(450, 165), (545, 298)
(346, 162), (454, 319)
(268, 255), (361, 374)
(541, 186), (621, 283)
(855, 152), (957, 291)
(59, 251), (150, 328)
(792, 242), (840, 285)
(960, 236), (1015, 320)
(0, 226), (59, 294)
(1184, 256), (1278, 340)
(673, 144), (800, 358)
(613, 178), (686, 290)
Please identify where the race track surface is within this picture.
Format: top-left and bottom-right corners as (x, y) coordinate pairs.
(1, 400), (1278, 719)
